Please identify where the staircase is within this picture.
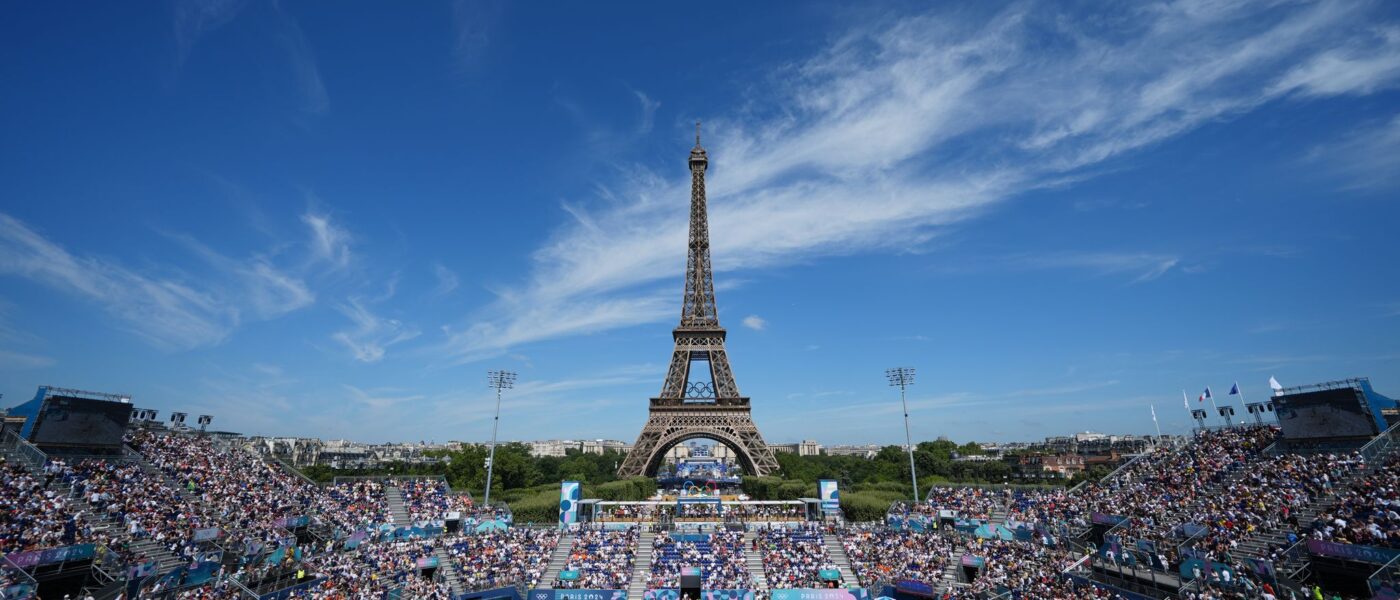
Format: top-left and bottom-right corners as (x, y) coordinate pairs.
(987, 504), (1009, 525)
(936, 547), (961, 593)
(538, 532), (577, 589)
(743, 530), (768, 596)
(822, 533), (855, 587)
(627, 530), (658, 600)
(434, 544), (466, 596)
(385, 484), (411, 526)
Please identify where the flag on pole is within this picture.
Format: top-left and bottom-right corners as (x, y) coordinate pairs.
(1269, 376), (1283, 394)
(1229, 383), (1240, 396)
(1182, 389), (1190, 411)
(1151, 404), (1159, 423)
(1198, 387), (1213, 403)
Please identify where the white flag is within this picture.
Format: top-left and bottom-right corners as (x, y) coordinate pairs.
(1151, 405), (1159, 423)
(1182, 389), (1190, 411)
(1269, 376), (1283, 394)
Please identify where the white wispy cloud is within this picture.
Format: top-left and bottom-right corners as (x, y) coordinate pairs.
(0, 350), (56, 370)
(0, 213), (320, 350)
(742, 315), (767, 331)
(633, 89), (661, 134)
(1307, 113), (1400, 190)
(331, 298), (421, 363)
(173, 0), (248, 66)
(0, 213), (237, 349)
(1008, 252), (1181, 283)
(272, 2), (329, 115)
(451, 0), (502, 72)
(433, 263), (460, 296)
(444, 0), (1400, 361)
(341, 384), (425, 410)
(301, 209), (352, 268)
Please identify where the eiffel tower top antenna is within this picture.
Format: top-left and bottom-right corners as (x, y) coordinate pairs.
(695, 120), (701, 146)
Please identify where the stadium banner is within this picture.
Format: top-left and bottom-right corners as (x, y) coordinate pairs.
(1240, 557), (1276, 583)
(959, 555), (985, 568)
(274, 515), (310, 529)
(559, 481), (581, 526)
(703, 591), (755, 600)
(818, 479), (840, 512)
(527, 590), (624, 600)
(769, 590), (871, 600)
(559, 569), (580, 581)
(1178, 559), (1236, 585)
(1306, 539), (1400, 564)
(416, 556), (439, 569)
(642, 590), (679, 600)
(184, 561), (221, 586)
(5, 543), (96, 568)
(669, 533), (711, 543)
(1090, 512), (1127, 526)
(192, 526), (222, 542)
(895, 578), (936, 597)
(344, 529), (369, 549)
(819, 569), (842, 581)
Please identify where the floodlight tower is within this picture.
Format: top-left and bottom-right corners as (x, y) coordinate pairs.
(484, 370), (517, 507)
(886, 367), (920, 504)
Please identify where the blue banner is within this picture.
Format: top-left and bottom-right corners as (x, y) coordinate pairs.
(895, 579), (935, 597)
(1307, 539), (1400, 564)
(528, 590), (624, 600)
(769, 590), (871, 600)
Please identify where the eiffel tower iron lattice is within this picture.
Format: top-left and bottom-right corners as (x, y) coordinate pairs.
(616, 124), (781, 478)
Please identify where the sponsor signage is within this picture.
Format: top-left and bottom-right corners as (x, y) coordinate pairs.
(1306, 539), (1400, 564)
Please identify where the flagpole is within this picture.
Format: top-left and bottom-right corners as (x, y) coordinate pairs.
(1207, 386), (1225, 427)
(1151, 404), (1163, 439)
(1235, 381), (1249, 424)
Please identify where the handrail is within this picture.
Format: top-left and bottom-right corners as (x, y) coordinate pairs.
(3, 430), (47, 472)
(272, 456), (320, 487)
(1357, 418), (1400, 462)
(1368, 552), (1400, 596)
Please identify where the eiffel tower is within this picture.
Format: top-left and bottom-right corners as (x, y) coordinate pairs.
(617, 124), (781, 478)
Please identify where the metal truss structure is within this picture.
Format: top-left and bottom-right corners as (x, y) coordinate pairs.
(617, 125), (781, 478)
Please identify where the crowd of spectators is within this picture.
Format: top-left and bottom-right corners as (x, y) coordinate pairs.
(756, 526), (836, 588)
(555, 526), (638, 589)
(130, 431), (322, 538)
(320, 480), (390, 532)
(0, 461), (91, 553)
(918, 487), (1006, 521)
(397, 479), (465, 526)
(448, 528), (560, 591)
(1308, 453), (1400, 548)
(648, 531), (749, 589)
(841, 526), (955, 587)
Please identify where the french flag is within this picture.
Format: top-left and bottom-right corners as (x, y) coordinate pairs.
(1199, 387), (1213, 403)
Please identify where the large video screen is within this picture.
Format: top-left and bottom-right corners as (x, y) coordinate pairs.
(29, 396), (132, 449)
(1275, 388), (1378, 440)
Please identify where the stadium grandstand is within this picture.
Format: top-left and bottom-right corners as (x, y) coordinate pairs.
(0, 379), (1395, 599)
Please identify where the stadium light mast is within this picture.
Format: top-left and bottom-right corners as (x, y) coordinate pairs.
(886, 367), (920, 504)
(484, 370), (516, 508)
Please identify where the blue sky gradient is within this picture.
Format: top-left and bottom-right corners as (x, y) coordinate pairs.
(2, 1), (1398, 445)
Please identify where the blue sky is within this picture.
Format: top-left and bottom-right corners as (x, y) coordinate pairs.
(2, 1), (1399, 446)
